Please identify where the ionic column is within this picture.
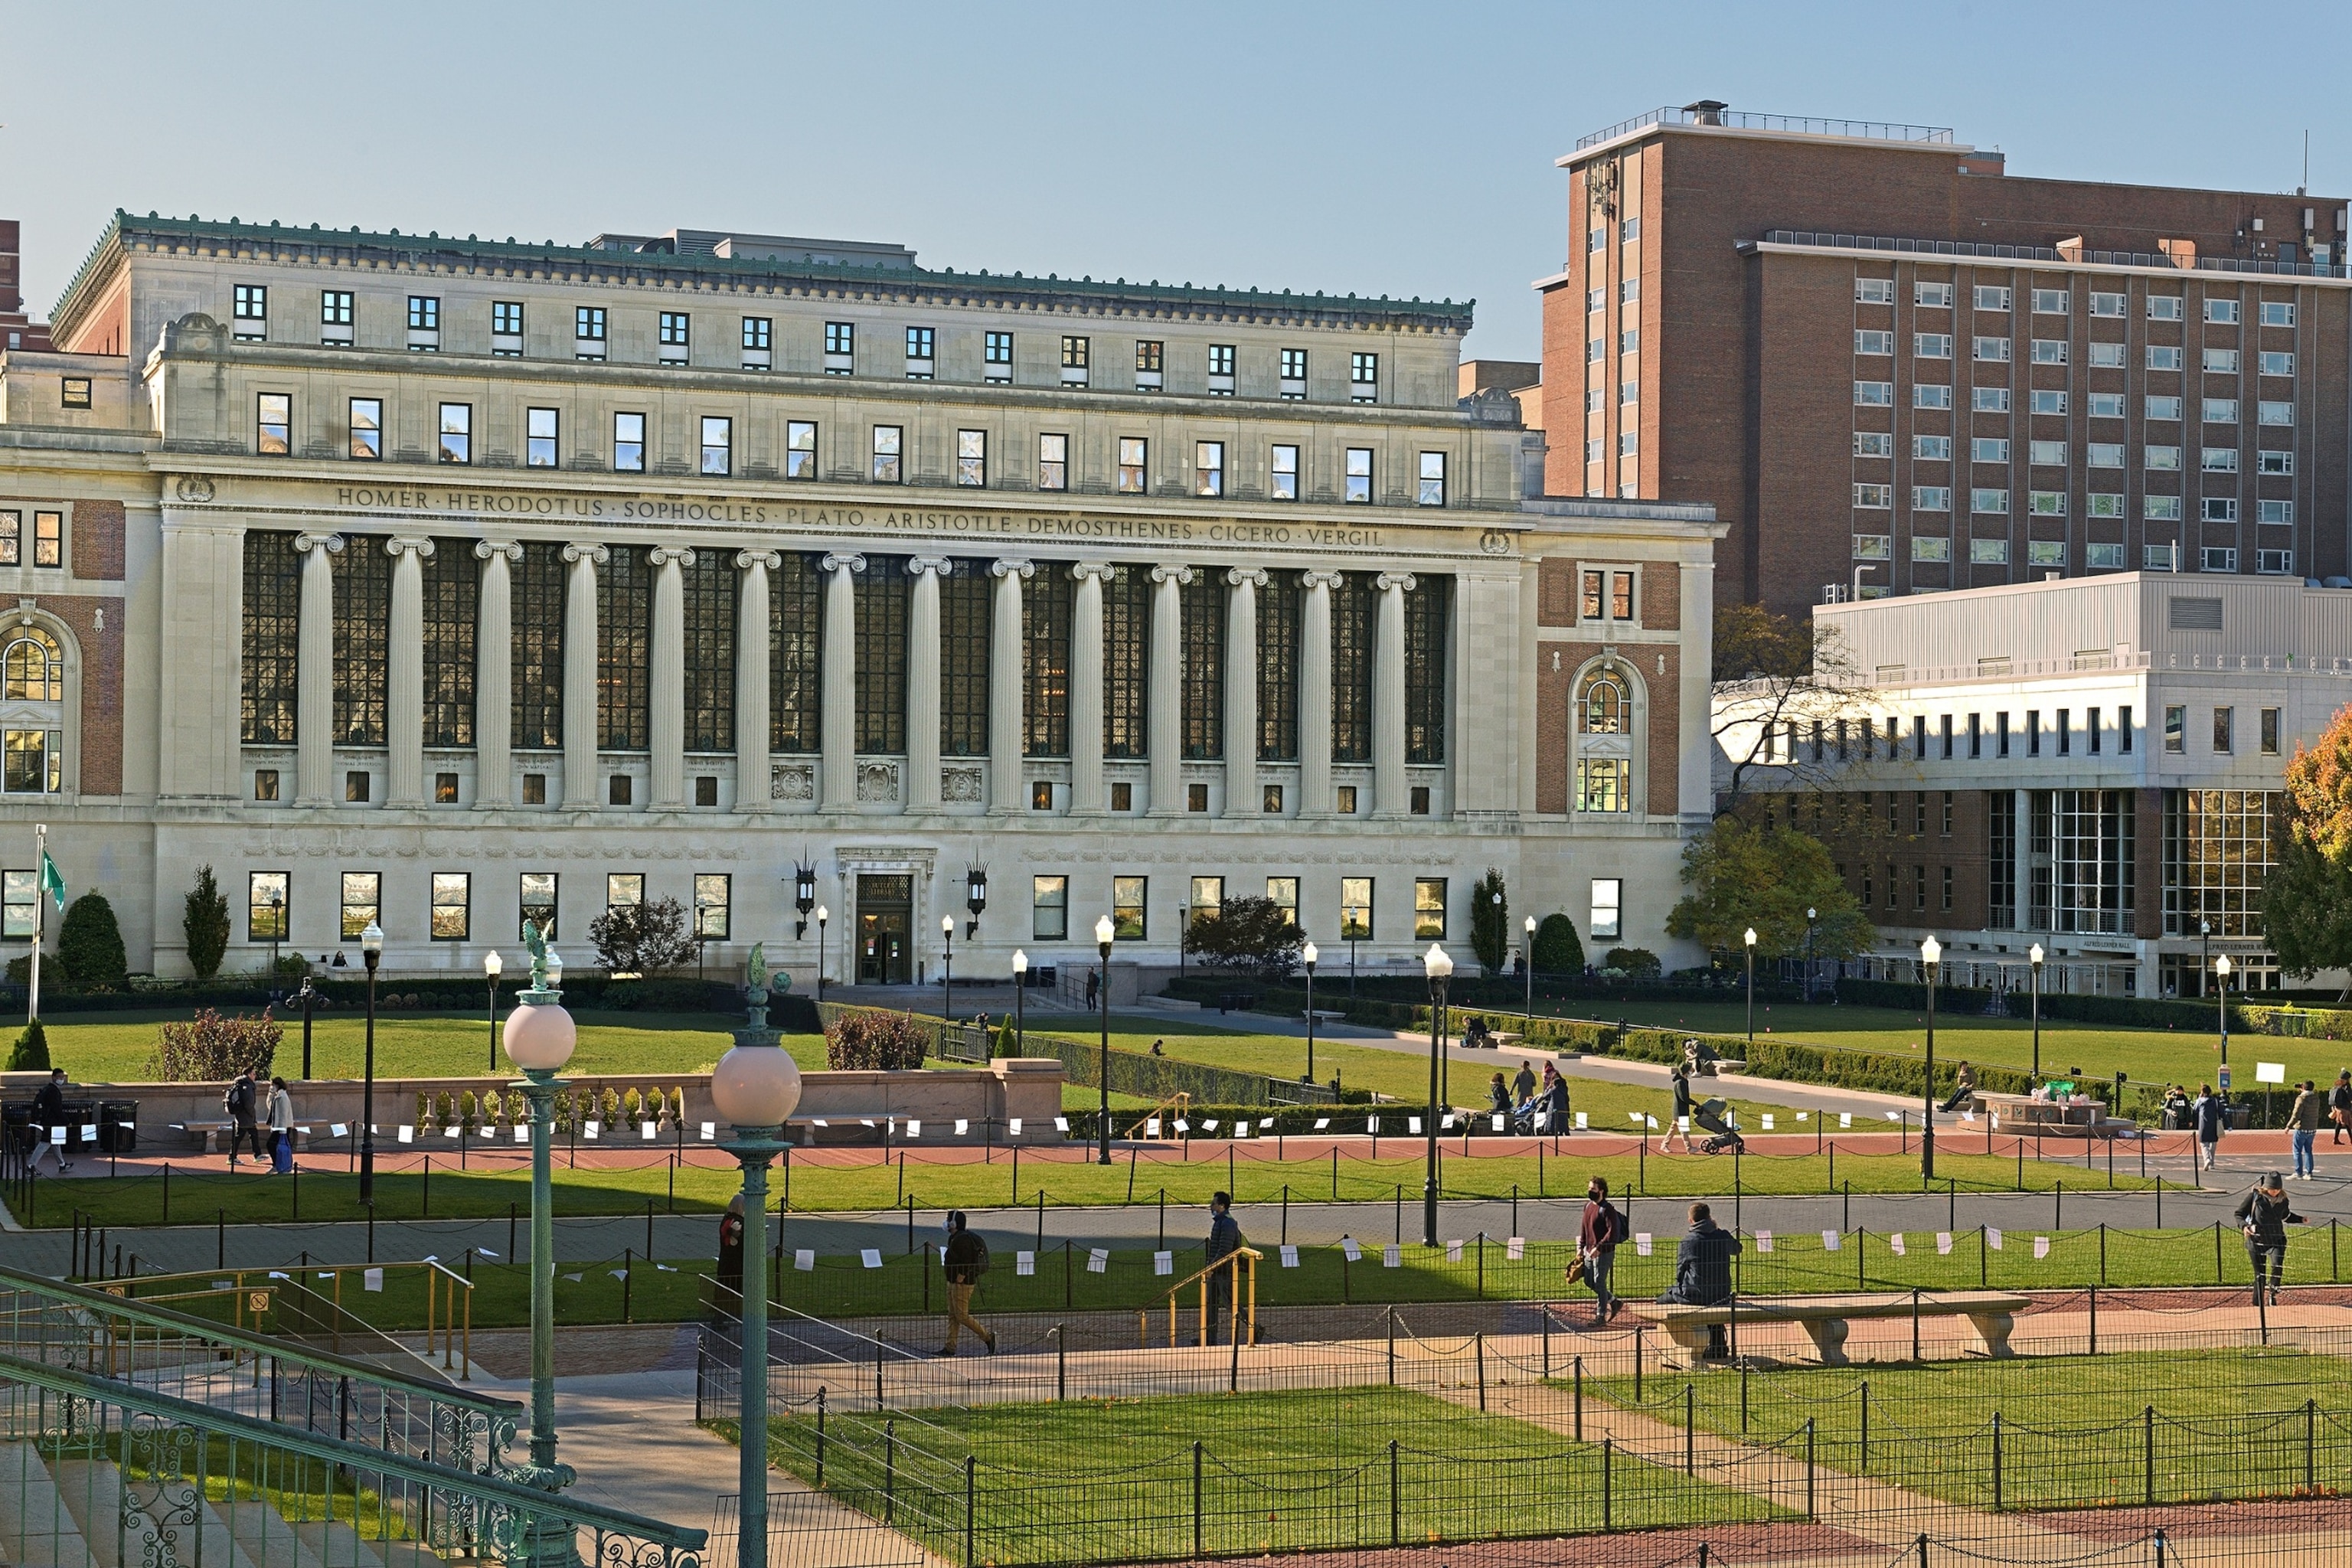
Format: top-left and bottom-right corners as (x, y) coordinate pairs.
(384, 537), (434, 807)
(561, 543), (606, 808)
(472, 543), (519, 808)
(1372, 570), (1415, 818)
(647, 546), (694, 808)
(1298, 568), (1342, 818)
(988, 560), (1032, 815)
(1222, 568), (1264, 818)
(906, 557), (952, 812)
(1068, 561), (1112, 815)
(1146, 565), (1192, 815)
(292, 532), (343, 805)
(820, 553), (864, 809)
(735, 551), (779, 813)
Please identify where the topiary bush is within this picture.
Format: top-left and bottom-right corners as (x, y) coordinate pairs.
(1531, 913), (1585, 975)
(825, 1009), (929, 1072)
(57, 893), (128, 993)
(182, 867), (230, 981)
(1604, 947), (1663, 980)
(5, 1019), (50, 1071)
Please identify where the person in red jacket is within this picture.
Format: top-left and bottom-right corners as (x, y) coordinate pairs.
(1578, 1178), (1625, 1325)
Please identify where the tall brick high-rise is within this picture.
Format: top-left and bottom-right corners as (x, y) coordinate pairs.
(1541, 103), (2352, 614)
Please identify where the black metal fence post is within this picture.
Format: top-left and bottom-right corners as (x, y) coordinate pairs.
(1191, 1440), (1204, 1560)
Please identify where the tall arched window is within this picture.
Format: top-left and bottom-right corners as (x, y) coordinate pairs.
(1580, 668), (1630, 734)
(0, 626), (64, 795)
(1571, 662), (1638, 813)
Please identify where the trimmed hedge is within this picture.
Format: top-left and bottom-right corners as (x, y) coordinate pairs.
(0, 975), (747, 1017)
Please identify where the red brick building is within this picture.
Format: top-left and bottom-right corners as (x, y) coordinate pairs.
(1541, 103), (2352, 615)
(0, 220), (54, 352)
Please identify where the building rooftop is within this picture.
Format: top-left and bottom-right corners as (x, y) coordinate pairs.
(1572, 101), (1958, 158)
(584, 228), (917, 269)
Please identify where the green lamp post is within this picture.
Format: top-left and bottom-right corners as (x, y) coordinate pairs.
(500, 926), (578, 1566)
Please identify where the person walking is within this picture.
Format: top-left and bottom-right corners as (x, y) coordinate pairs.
(1577, 1178), (1625, 1325)
(1655, 1201), (1743, 1358)
(1939, 1061), (1977, 1115)
(714, 1194), (746, 1318)
(1536, 1067), (1572, 1135)
(266, 1075), (296, 1174)
(1511, 1060), (1538, 1109)
(2192, 1083), (2226, 1171)
(937, 1211), (996, 1356)
(30, 1066), (72, 1173)
(1204, 1191), (1246, 1344)
(2235, 1173), (2305, 1307)
(2330, 1070), (2352, 1146)
(1658, 1066), (1694, 1153)
(2288, 1080), (2326, 1180)
(224, 1068), (266, 1171)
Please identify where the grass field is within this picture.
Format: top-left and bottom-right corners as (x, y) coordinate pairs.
(96, 1219), (2352, 1331)
(36, 1138), (2161, 1230)
(741, 1387), (1777, 1560)
(1594, 1348), (2352, 1511)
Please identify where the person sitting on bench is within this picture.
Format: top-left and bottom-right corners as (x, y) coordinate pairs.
(1655, 1201), (1743, 1358)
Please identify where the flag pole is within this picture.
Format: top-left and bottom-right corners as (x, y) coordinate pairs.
(28, 822), (44, 1024)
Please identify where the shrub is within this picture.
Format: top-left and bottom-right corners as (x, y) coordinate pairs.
(826, 1009), (929, 1072)
(182, 867), (230, 981)
(1468, 869), (1509, 975)
(5, 1019), (50, 1071)
(149, 1008), (281, 1082)
(1604, 947), (1662, 980)
(588, 897), (697, 978)
(992, 1016), (1018, 1057)
(57, 893), (128, 994)
(1531, 913), (1585, 975)
(1181, 896), (1305, 978)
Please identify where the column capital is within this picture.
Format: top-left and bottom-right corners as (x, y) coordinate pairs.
(907, 556), (955, 577)
(384, 535), (436, 560)
(292, 532), (344, 555)
(990, 558), (1035, 580)
(1070, 560), (1116, 583)
(562, 542), (609, 565)
(1150, 564), (1196, 586)
(474, 540), (524, 562)
(734, 549), (783, 571)
(647, 545), (697, 567)
(1301, 568), (1345, 590)
(822, 551), (867, 574)
(1225, 566), (1269, 589)
(1375, 570), (1418, 593)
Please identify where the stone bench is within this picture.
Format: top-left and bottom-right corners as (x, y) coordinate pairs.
(1302, 1009), (1348, 1024)
(1625, 1290), (2030, 1367)
(172, 1121), (325, 1155)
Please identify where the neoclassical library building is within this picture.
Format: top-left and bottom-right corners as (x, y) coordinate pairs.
(0, 213), (1719, 984)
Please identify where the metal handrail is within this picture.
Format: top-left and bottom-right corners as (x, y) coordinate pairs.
(0, 1348), (707, 1560)
(100, 1259), (476, 1379)
(1156, 1246), (1263, 1348)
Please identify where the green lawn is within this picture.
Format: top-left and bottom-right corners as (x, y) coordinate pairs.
(1596, 1348), (2352, 1511)
(740, 1387), (1777, 1560)
(37, 1143), (2158, 1230)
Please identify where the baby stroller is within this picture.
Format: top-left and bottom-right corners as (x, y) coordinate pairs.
(1692, 1096), (1743, 1154)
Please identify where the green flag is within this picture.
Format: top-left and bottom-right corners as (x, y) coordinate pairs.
(38, 851), (64, 910)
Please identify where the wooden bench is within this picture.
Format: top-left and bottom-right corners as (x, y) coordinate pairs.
(1627, 1291), (2030, 1367)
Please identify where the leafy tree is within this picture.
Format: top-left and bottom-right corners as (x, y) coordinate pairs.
(2267, 704), (2352, 996)
(1665, 817), (1875, 960)
(1530, 913), (1585, 975)
(587, 896), (698, 977)
(57, 893), (127, 993)
(148, 1008), (281, 1082)
(4, 1019), (49, 1072)
(1181, 896), (1305, 978)
(1468, 869), (1509, 975)
(1709, 603), (1878, 815)
(1602, 948), (1663, 980)
(182, 865), (230, 981)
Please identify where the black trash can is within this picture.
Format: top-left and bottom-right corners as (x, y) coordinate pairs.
(98, 1099), (137, 1153)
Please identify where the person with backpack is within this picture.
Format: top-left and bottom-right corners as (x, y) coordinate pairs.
(266, 1076), (296, 1174)
(2288, 1080), (2326, 1179)
(2236, 1173), (2305, 1308)
(1577, 1177), (1625, 1324)
(1204, 1191), (1246, 1344)
(938, 1211), (996, 1355)
(2192, 1083), (2226, 1171)
(224, 1069), (266, 1171)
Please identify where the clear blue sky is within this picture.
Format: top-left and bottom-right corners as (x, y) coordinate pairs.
(5, 1), (2347, 359)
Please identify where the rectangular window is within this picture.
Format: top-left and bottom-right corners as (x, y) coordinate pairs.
(1576, 757), (1632, 811)
(254, 769), (279, 802)
(233, 283), (267, 338)
(2203, 497), (2239, 523)
(1279, 347), (1307, 397)
(1855, 381), (1893, 406)
(1350, 352), (1379, 402)
(1031, 876), (1067, 939)
(2256, 706), (2282, 757)
(321, 289), (353, 327)
(576, 305), (607, 346)
(1194, 441), (1224, 497)
(1263, 876), (1299, 926)
(957, 429), (988, 488)
(2148, 345), (2186, 372)
(2149, 296), (2184, 321)
(1418, 450), (1446, 507)
(2203, 398), (2239, 424)
(2028, 492), (2066, 517)
(1854, 533), (1893, 558)
(527, 407), (558, 469)
(1968, 388), (2011, 415)
(1037, 433), (1068, 492)
(700, 416), (731, 476)
(903, 326), (936, 375)
(2205, 347), (2242, 374)
(1135, 339), (1164, 388)
(690, 873), (731, 939)
(437, 403), (472, 465)
(1973, 336), (2012, 362)
(1856, 432), (1895, 458)
(2258, 499), (2295, 525)
(614, 412), (645, 473)
(2259, 350), (2295, 377)
(1270, 444), (1299, 501)
(2259, 400), (2295, 426)
(1916, 281), (1955, 308)
(491, 300), (523, 346)
(2086, 442), (2125, 468)
(2147, 395), (2184, 422)
(249, 873), (289, 941)
(2206, 298), (2242, 325)
(519, 873), (557, 939)
(2089, 291), (2125, 317)
(429, 873), (469, 941)
(340, 872), (381, 942)
(606, 873), (644, 916)
(658, 311), (690, 350)
(2030, 390), (2067, 416)
(1909, 435), (1950, 462)
(1974, 286), (2011, 311)
(407, 296), (439, 332)
(1914, 384), (1952, 409)
(1855, 328), (1893, 355)
(348, 397), (381, 461)
(1344, 448), (1373, 504)
(1413, 877), (1447, 940)
(2089, 341), (2125, 368)
(2030, 339), (2067, 364)
(1339, 877), (1373, 939)
(872, 426), (903, 484)
(2213, 707), (2235, 753)
(786, 420), (818, 480)
(2027, 710), (2041, 757)
(2030, 439), (2067, 466)
(2032, 288), (2069, 314)
(1913, 534), (1952, 562)
(1061, 334), (1090, 371)
(1117, 437), (1147, 493)
(58, 377), (90, 410)
(1111, 875), (1148, 940)
(1855, 277), (1894, 305)
(2258, 449), (2294, 475)
(1207, 342), (1235, 394)
(2056, 710), (2072, 756)
(2165, 705), (2186, 753)
(1589, 878), (1622, 942)
(2119, 706), (2134, 753)
(1972, 437), (2011, 463)
(984, 331), (1013, 383)
(742, 316), (772, 353)
(1854, 483), (1893, 509)
(2088, 495), (2125, 519)
(2259, 300), (2297, 328)
(1971, 488), (2011, 514)
(1913, 332), (1953, 358)
(256, 393), (291, 456)
(2089, 392), (2125, 419)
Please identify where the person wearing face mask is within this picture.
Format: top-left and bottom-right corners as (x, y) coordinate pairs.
(938, 1211), (996, 1356)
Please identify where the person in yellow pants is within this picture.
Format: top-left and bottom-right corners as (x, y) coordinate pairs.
(939, 1211), (997, 1356)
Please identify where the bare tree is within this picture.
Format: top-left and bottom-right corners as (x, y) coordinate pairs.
(1709, 603), (1883, 818)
